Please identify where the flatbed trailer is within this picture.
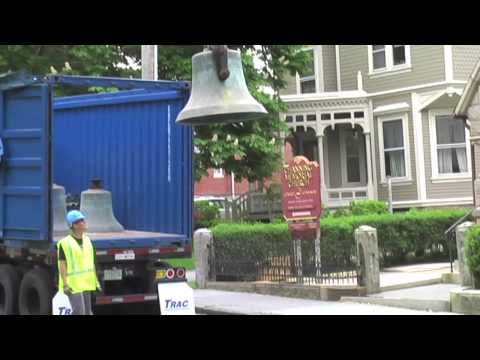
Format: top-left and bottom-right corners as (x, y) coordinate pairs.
(0, 73), (193, 315)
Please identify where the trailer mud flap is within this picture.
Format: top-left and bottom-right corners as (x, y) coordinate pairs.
(157, 282), (195, 315)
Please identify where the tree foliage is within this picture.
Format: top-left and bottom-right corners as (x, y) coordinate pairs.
(0, 45), (137, 96)
(0, 45), (311, 183)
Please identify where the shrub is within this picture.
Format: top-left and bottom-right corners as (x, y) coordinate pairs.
(465, 225), (480, 289)
(194, 200), (220, 229)
(320, 205), (331, 218)
(332, 208), (352, 218)
(350, 200), (389, 216)
(211, 208), (470, 269)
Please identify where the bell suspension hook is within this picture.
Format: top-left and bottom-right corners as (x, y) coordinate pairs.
(205, 45), (230, 81)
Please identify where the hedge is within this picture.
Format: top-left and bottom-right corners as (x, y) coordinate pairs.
(349, 200), (389, 216)
(212, 209), (470, 267)
(465, 225), (480, 288)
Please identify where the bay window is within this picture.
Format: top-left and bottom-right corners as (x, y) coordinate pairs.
(379, 114), (411, 182)
(429, 111), (471, 180)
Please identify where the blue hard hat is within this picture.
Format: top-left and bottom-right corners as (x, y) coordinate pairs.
(66, 210), (85, 227)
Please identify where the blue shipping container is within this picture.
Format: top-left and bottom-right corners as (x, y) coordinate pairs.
(53, 88), (193, 244)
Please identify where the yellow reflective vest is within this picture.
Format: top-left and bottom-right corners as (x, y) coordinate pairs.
(57, 234), (99, 294)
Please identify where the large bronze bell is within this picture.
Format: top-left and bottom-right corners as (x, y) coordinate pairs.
(52, 183), (70, 236)
(176, 48), (268, 126)
(80, 179), (125, 233)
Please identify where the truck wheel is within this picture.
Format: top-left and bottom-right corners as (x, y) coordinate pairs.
(19, 268), (53, 315)
(0, 265), (21, 315)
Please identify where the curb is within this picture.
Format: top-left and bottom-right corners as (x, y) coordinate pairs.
(380, 278), (442, 292)
(195, 306), (245, 315)
(340, 296), (450, 313)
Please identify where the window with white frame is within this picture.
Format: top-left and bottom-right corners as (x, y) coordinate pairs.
(378, 114), (410, 182)
(429, 111), (470, 178)
(213, 168), (224, 178)
(298, 48), (316, 94)
(368, 45), (411, 74)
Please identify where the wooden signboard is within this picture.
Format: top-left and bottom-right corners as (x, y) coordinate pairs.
(281, 156), (321, 222)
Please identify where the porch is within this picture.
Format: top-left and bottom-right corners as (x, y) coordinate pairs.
(281, 90), (375, 208)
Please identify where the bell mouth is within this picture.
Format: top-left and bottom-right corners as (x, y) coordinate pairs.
(177, 110), (267, 126)
(176, 101), (268, 126)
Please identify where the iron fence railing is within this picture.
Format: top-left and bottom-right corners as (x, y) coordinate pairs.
(209, 237), (358, 286)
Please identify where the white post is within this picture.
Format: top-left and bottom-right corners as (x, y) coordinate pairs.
(317, 134), (327, 207)
(231, 172), (235, 199)
(314, 226), (321, 277)
(294, 239), (303, 280)
(141, 45), (158, 81)
(387, 177), (393, 213)
(357, 71), (363, 91)
(364, 132), (374, 200)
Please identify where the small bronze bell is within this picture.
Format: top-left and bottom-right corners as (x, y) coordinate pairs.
(176, 47), (268, 126)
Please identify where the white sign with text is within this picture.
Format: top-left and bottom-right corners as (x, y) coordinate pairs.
(52, 291), (73, 315)
(157, 282), (195, 315)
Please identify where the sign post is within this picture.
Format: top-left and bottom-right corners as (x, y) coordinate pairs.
(281, 156), (322, 280)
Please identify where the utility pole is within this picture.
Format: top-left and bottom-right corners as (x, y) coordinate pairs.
(141, 45), (158, 80)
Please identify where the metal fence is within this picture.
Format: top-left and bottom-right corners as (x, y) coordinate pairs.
(209, 237), (358, 286)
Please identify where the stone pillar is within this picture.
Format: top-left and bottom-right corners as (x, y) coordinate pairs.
(474, 180), (480, 225)
(194, 228), (213, 289)
(456, 222), (474, 287)
(472, 137), (480, 224)
(355, 225), (380, 294)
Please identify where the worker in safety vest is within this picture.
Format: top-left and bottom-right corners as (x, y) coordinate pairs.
(57, 210), (101, 315)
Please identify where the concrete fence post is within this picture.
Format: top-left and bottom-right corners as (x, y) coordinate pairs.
(456, 222), (474, 287)
(194, 228), (213, 289)
(355, 225), (380, 294)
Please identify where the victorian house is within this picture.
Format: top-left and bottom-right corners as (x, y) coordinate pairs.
(279, 45), (480, 209)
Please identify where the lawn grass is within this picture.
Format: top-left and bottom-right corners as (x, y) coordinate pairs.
(166, 257), (196, 270)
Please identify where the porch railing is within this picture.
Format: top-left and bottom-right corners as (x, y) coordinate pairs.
(326, 187), (368, 206)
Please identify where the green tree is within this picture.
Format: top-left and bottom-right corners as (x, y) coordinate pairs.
(0, 45), (138, 96)
(0, 45), (137, 77)
(0, 45), (310, 184)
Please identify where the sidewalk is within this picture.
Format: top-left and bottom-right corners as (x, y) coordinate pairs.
(380, 262), (451, 290)
(192, 262), (462, 314)
(194, 289), (455, 315)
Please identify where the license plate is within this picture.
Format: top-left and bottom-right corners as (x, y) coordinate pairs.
(115, 251), (135, 261)
(104, 269), (123, 281)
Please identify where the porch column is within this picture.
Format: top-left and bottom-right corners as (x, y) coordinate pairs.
(317, 134), (328, 207)
(365, 132), (375, 200)
(298, 134), (304, 155)
(280, 134), (286, 164)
